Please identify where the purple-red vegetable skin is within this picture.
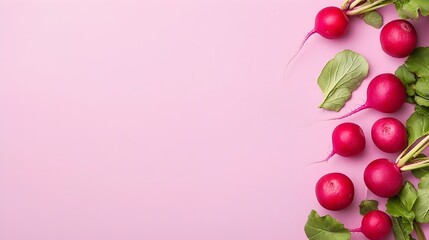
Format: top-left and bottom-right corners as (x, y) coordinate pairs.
(380, 19), (417, 58)
(332, 122), (366, 157)
(371, 117), (407, 153)
(332, 73), (406, 120)
(314, 6), (349, 39)
(315, 172), (354, 211)
(316, 122), (366, 164)
(366, 73), (406, 113)
(364, 158), (402, 198)
(284, 7), (349, 73)
(361, 210), (392, 240)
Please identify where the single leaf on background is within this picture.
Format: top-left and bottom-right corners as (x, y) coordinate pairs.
(394, 0), (429, 19)
(405, 47), (429, 78)
(318, 50), (369, 111)
(304, 210), (351, 240)
(395, 64), (416, 85)
(413, 174), (429, 223)
(406, 111), (429, 144)
(363, 11), (383, 28)
(359, 200), (379, 215)
(391, 216), (414, 240)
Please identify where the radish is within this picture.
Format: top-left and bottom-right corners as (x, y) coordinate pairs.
(371, 117), (407, 153)
(285, 7), (349, 72)
(313, 6), (350, 39)
(360, 210), (392, 240)
(315, 172), (354, 211)
(285, 2), (392, 74)
(380, 19), (417, 58)
(315, 122), (365, 164)
(364, 135), (429, 198)
(364, 158), (403, 198)
(331, 73), (406, 120)
(350, 210), (392, 239)
(306, 209), (393, 240)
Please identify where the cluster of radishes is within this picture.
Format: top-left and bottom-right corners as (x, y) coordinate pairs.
(309, 5), (423, 240)
(316, 109), (407, 239)
(311, 6), (417, 58)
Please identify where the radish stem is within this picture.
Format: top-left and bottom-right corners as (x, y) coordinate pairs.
(349, 227), (361, 233)
(414, 222), (427, 240)
(396, 135), (429, 168)
(349, 0), (365, 10)
(400, 158), (429, 171)
(346, 0), (393, 15)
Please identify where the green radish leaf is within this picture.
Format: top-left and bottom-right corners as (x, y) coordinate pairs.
(415, 78), (429, 99)
(406, 85), (416, 97)
(318, 50), (369, 112)
(415, 96), (429, 107)
(304, 210), (351, 240)
(400, 182), (418, 211)
(413, 174), (429, 223)
(387, 182), (417, 239)
(394, 0), (429, 19)
(412, 164), (429, 179)
(387, 197), (416, 221)
(363, 11), (383, 29)
(407, 96), (416, 104)
(405, 47), (429, 78)
(387, 182), (417, 221)
(415, 105), (429, 117)
(359, 200), (379, 215)
(396, 64), (417, 85)
(391, 217), (414, 240)
(406, 110), (429, 144)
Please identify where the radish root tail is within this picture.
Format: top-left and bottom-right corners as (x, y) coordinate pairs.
(283, 29), (316, 83)
(307, 151), (335, 166)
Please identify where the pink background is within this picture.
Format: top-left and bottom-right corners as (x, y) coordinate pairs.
(1, 0), (429, 239)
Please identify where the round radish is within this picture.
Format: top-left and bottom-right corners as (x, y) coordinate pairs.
(316, 122), (365, 164)
(285, 7), (348, 71)
(315, 172), (354, 211)
(332, 73), (406, 120)
(332, 122), (366, 157)
(361, 210), (392, 240)
(380, 19), (417, 58)
(366, 73), (406, 113)
(371, 117), (407, 153)
(314, 6), (349, 39)
(364, 158), (402, 198)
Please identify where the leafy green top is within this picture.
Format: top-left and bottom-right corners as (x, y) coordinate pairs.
(304, 210), (351, 240)
(318, 50), (369, 112)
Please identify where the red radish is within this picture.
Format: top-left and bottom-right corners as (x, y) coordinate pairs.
(360, 210), (392, 240)
(331, 73), (406, 120)
(364, 158), (403, 198)
(363, 135), (429, 198)
(285, 7), (348, 71)
(315, 172), (354, 211)
(315, 122), (365, 164)
(380, 19), (417, 58)
(314, 6), (349, 39)
(371, 117), (407, 153)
